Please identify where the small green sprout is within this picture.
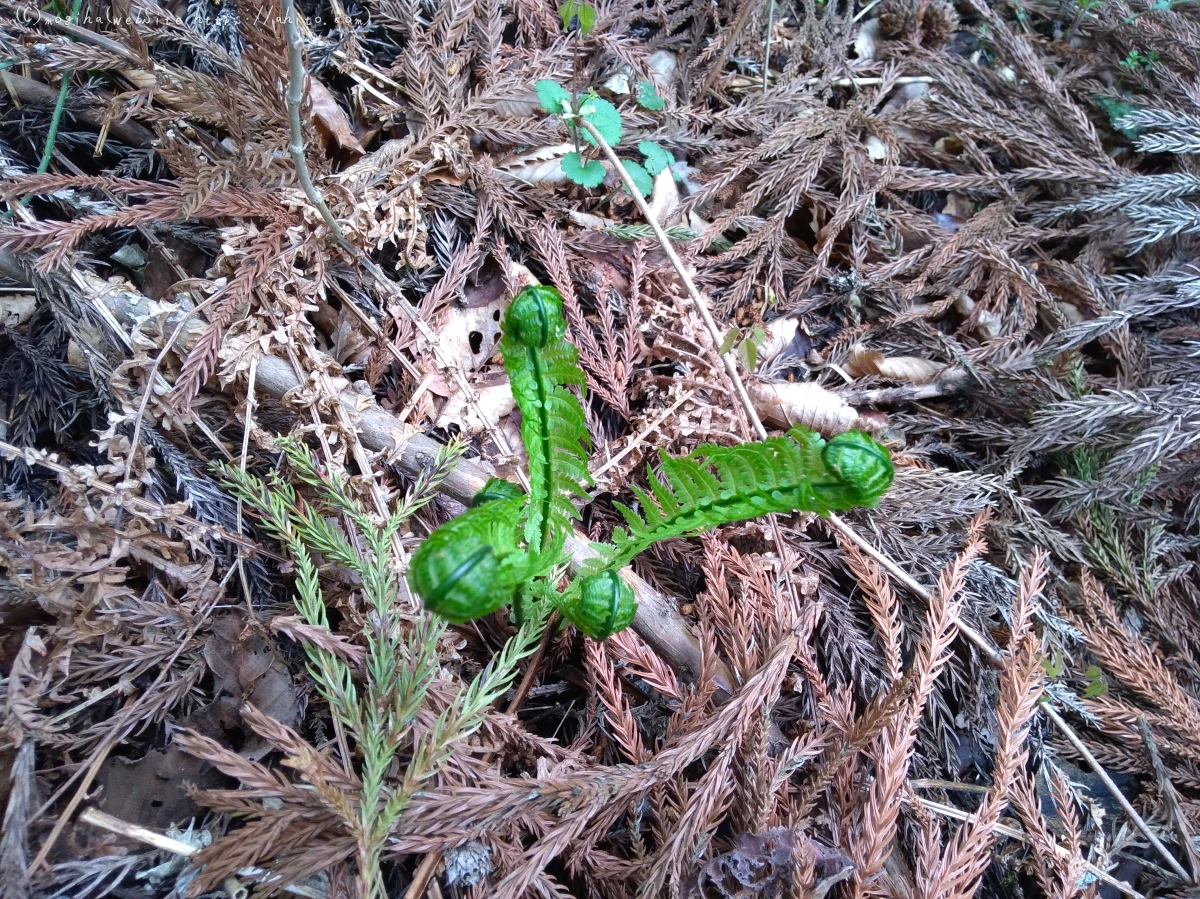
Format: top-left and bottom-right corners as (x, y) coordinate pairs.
(559, 0), (596, 34)
(1083, 665), (1108, 699)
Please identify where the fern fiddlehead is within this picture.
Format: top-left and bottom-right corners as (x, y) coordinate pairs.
(581, 426), (894, 576)
(498, 286), (592, 557)
(407, 496), (530, 623)
(407, 283), (894, 641)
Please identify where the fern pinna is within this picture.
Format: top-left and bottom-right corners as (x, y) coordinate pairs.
(497, 285), (592, 557)
(581, 428), (894, 576)
(408, 284), (894, 640)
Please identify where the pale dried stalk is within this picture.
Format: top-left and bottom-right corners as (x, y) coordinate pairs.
(1138, 717), (1200, 881)
(282, 0), (343, 240)
(576, 117), (807, 625)
(576, 120), (768, 444)
(77, 808), (324, 899)
(0, 247), (733, 758)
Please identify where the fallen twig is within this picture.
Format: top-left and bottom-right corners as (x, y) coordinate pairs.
(76, 808), (326, 899)
(281, 0), (343, 240)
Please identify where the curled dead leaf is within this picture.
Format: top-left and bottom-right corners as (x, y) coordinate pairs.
(308, 78), (365, 155)
(747, 379), (860, 436)
(496, 144), (573, 185)
(492, 94), (542, 118)
(847, 345), (947, 384)
(758, 316), (804, 367)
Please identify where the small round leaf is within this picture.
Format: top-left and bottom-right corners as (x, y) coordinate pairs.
(635, 80), (665, 110)
(579, 97), (622, 146)
(637, 140), (675, 176)
(536, 79), (572, 115)
(562, 152), (606, 188)
(620, 160), (653, 198)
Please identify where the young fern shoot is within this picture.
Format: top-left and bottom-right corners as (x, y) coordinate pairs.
(408, 285), (895, 640)
(499, 285), (592, 556)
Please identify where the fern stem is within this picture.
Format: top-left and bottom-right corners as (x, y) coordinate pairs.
(527, 345), (554, 554)
(281, 0), (344, 240)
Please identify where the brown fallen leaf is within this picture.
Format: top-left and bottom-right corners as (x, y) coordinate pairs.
(309, 77), (365, 155)
(203, 611), (299, 761)
(846, 344), (948, 385)
(747, 379), (861, 436)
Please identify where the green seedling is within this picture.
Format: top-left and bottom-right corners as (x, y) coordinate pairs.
(537, 3), (678, 197)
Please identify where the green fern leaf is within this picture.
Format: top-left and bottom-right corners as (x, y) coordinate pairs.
(499, 286), (593, 555)
(583, 427), (893, 573)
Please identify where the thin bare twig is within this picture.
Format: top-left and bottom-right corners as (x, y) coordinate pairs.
(281, 0), (344, 240)
(577, 117), (806, 622)
(910, 795), (1146, 899)
(1044, 702), (1190, 882)
(1138, 716), (1200, 882)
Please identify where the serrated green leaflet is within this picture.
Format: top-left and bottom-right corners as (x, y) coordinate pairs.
(536, 79), (572, 115)
(562, 152), (606, 187)
(579, 96), (622, 146)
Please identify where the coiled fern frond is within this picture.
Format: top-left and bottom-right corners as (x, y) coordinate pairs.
(499, 286), (592, 557)
(583, 426), (893, 574)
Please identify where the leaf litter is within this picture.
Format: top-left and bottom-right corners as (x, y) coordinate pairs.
(1, 1), (1200, 898)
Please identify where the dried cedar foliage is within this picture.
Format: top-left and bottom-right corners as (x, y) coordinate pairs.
(2, 1), (1200, 898)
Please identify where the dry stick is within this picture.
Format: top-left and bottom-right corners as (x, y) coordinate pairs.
(1138, 717), (1200, 881)
(403, 611), (563, 899)
(76, 808), (326, 899)
(347, 249), (532, 492)
(281, 0), (343, 241)
(591, 387), (701, 479)
(578, 122), (765, 443)
(575, 118), (805, 617)
(0, 73), (155, 147)
(1045, 702), (1189, 882)
(910, 795), (1146, 899)
(326, 278), (422, 380)
(576, 116), (1190, 888)
(122, 282), (232, 513)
